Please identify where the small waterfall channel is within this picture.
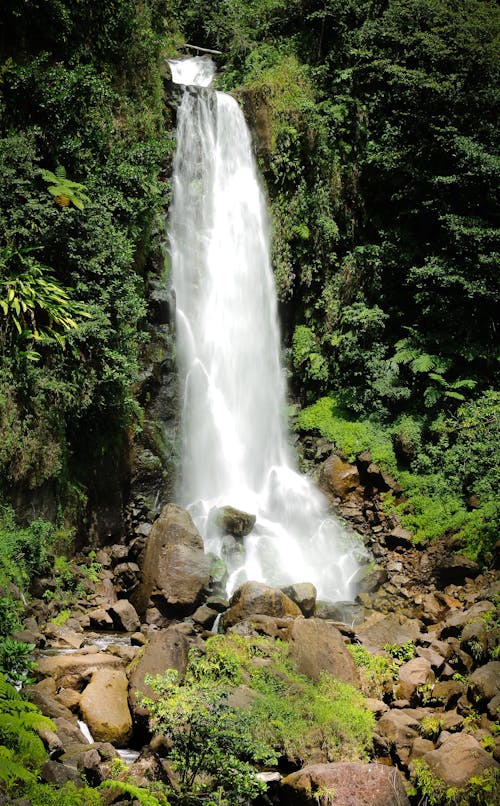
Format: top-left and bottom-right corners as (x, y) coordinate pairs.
(168, 57), (364, 601)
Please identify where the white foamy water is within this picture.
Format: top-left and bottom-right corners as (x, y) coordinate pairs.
(168, 58), (365, 600)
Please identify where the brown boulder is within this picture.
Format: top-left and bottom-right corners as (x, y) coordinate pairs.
(420, 733), (498, 788)
(468, 661), (500, 705)
(356, 612), (421, 653)
(222, 581), (301, 629)
(80, 668), (132, 746)
(36, 651), (124, 684)
(280, 762), (409, 805)
(109, 599), (141, 632)
(128, 625), (190, 719)
(320, 455), (360, 499)
(281, 582), (317, 617)
(133, 504), (211, 616)
(287, 618), (359, 685)
(376, 710), (419, 766)
(396, 657), (435, 702)
(214, 505), (256, 537)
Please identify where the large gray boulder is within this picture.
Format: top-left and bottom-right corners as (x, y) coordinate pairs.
(79, 668), (132, 746)
(281, 762), (410, 805)
(133, 504), (211, 617)
(287, 618), (359, 686)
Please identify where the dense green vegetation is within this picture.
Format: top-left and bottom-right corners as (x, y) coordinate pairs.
(140, 634), (374, 804)
(1, 1), (498, 552)
(173, 0), (499, 558)
(0, 0), (176, 514)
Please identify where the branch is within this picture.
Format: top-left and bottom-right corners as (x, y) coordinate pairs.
(183, 43), (223, 55)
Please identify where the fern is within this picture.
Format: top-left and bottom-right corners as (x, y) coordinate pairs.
(0, 746), (34, 785)
(100, 780), (170, 806)
(0, 672), (53, 768)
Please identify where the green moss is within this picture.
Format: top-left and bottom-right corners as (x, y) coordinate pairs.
(186, 634), (374, 765)
(348, 644), (396, 699)
(296, 396), (397, 473)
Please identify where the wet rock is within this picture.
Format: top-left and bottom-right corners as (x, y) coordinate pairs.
(420, 732), (498, 788)
(280, 761), (410, 805)
(396, 657), (434, 703)
(287, 618), (359, 685)
(53, 716), (89, 746)
(315, 600), (364, 625)
(320, 454), (360, 499)
(80, 668), (132, 745)
(133, 504), (211, 617)
(222, 581), (302, 629)
(214, 505), (256, 537)
(109, 599), (141, 632)
(281, 582), (317, 617)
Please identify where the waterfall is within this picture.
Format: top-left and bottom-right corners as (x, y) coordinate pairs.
(168, 57), (363, 601)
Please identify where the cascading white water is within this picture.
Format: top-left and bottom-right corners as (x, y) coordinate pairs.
(169, 57), (364, 601)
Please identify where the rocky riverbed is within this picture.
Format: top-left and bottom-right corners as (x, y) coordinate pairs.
(16, 446), (500, 805)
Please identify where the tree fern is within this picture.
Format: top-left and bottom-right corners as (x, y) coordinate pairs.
(0, 745), (34, 786)
(0, 673), (53, 768)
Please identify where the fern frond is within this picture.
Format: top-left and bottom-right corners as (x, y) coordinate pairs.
(0, 746), (34, 785)
(411, 353), (435, 373)
(100, 780), (169, 806)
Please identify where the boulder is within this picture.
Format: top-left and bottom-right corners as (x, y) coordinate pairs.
(228, 614), (292, 641)
(281, 582), (317, 618)
(287, 618), (359, 686)
(109, 599), (141, 632)
(133, 504), (211, 616)
(80, 668), (132, 745)
(320, 455), (360, 499)
(355, 612), (421, 653)
(421, 733), (498, 788)
(396, 657), (434, 702)
(36, 651), (124, 684)
(222, 581), (302, 629)
(41, 760), (83, 786)
(384, 528), (413, 551)
(88, 608), (114, 630)
(434, 554), (481, 586)
(192, 603), (220, 629)
(280, 762), (409, 805)
(376, 710), (419, 766)
(214, 505), (256, 537)
(128, 625), (190, 719)
(468, 661), (500, 705)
